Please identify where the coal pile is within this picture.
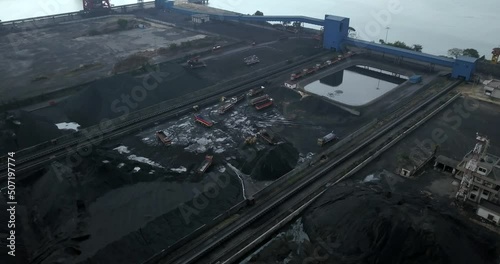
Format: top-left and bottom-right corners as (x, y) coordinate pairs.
(243, 142), (299, 181)
(302, 184), (500, 264)
(61, 63), (212, 127)
(0, 110), (63, 152)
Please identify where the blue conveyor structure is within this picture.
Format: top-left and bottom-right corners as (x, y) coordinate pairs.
(158, 0), (478, 80)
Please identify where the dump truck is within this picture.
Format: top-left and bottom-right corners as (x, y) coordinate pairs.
(156, 130), (172, 146)
(249, 94), (270, 105)
(194, 114), (213, 127)
(255, 99), (273, 110)
(247, 86), (265, 97)
(198, 155), (213, 174)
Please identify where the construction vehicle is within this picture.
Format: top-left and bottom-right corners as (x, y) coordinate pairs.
(255, 99), (274, 110)
(187, 56), (206, 68)
(234, 94), (246, 104)
(198, 155), (213, 174)
(318, 131), (338, 146)
(244, 55), (260, 65)
(258, 129), (275, 145)
(492, 48), (500, 64)
(156, 130), (172, 146)
(247, 86), (265, 97)
(249, 94), (270, 105)
(194, 114), (213, 127)
(218, 102), (234, 115)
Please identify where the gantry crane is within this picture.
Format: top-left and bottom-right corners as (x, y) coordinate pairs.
(456, 133), (490, 201)
(492, 48), (500, 64)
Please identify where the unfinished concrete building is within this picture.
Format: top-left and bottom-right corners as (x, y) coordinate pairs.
(455, 135), (500, 204)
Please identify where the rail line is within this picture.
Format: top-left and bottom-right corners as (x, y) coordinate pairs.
(0, 51), (334, 181)
(153, 79), (462, 264)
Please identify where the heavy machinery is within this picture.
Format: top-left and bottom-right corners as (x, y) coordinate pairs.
(492, 48), (500, 64)
(187, 56), (206, 68)
(255, 99), (273, 110)
(197, 155), (213, 174)
(83, 0), (111, 11)
(155, 130), (172, 146)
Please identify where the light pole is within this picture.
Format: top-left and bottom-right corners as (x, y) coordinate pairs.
(385, 26), (390, 43)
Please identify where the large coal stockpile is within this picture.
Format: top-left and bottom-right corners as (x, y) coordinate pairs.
(61, 63), (211, 127)
(303, 184), (500, 264)
(0, 110), (63, 152)
(244, 142), (299, 181)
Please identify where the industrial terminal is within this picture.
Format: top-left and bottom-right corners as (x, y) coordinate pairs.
(0, 0), (500, 263)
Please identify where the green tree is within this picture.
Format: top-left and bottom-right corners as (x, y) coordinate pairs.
(254, 10), (264, 16)
(448, 48), (463, 58)
(463, 48), (479, 58)
(412, 44), (423, 52)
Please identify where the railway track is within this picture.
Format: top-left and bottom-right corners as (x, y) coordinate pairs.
(0, 51), (334, 182)
(153, 79), (462, 264)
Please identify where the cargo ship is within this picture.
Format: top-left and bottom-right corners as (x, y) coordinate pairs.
(197, 155), (213, 174)
(247, 86), (265, 97)
(259, 129), (275, 145)
(155, 130), (172, 146)
(194, 114), (213, 127)
(318, 131), (338, 146)
(255, 99), (273, 110)
(218, 102), (235, 115)
(249, 94), (270, 105)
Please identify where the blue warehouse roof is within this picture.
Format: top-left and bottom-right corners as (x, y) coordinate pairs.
(456, 56), (479, 63)
(344, 38), (455, 67)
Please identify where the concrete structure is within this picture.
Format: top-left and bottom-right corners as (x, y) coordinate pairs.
(455, 151), (500, 204)
(322, 15), (349, 52)
(477, 200), (500, 225)
(192, 14), (210, 24)
(434, 155), (459, 174)
(398, 148), (434, 178)
(484, 79), (500, 99)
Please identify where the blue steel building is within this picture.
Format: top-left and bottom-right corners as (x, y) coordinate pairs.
(157, 0), (478, 80)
